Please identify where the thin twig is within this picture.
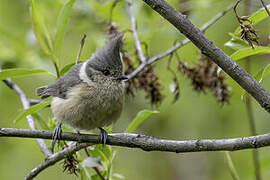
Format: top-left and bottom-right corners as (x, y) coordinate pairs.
(243, 0), (262, 177)
(224, 152), (240, 180)
(233, 0), (242, 23)
(246, 85), (262, 180)
(126, 3), (233, 79)
(0, 69), (51, 157)
(127, 0), (146, 63)
(76, 34), (87, 64)
(259, 0), (270, 16)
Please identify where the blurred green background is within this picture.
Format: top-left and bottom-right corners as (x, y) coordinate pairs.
(0, 0), (270, 179)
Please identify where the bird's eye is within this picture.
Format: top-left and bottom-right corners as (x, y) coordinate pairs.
(103, 69), (110, 76)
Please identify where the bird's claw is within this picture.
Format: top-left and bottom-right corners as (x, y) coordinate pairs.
(50, 122), (62, 153)
(99, 127), (108, 151)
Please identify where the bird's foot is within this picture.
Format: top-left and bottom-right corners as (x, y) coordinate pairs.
(98, 127), (108, 151)
(50, 122), (62, 153)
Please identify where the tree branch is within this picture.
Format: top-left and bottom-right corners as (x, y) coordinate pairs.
(24, 142), (92, 180)
(3, 127), (270, 179)
(126, 3), (233, 79)
(259, 0), (270, 17)
(0, 69), (52, 157)
(138, 0), (270, 112)
(1, 128), (270, 153)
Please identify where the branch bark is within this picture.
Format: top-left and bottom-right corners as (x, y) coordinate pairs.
(24, 142), (91, 180)
(127, 0), (147, 63)
(1, 69), (51, 157)
(1, 128), (270, 153)
(139, 0), (270, 112)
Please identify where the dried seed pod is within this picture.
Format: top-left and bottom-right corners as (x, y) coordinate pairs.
(177, 54), (230, 104)
(121, 43), (163, 105)
(62, 145), (79, 176)
(234, 1), (259, 48)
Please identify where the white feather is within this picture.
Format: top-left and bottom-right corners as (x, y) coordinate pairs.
(79, 61), (94, 86)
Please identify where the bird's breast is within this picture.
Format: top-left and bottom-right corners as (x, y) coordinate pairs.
(51, 81), (125, 130)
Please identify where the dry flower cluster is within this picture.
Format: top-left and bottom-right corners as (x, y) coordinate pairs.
(62, 145), (79, 176)
(234, 0), (259, 48)
(123, 49), (163, 105)
(177, 54), (230, 104)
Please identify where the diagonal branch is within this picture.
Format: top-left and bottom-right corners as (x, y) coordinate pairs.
(127, 0), (147, 63)
(139, 0), (270, 112)
(259, 0), (270, 16)
(1, 69), (52, 157)
(126, 3), (233, 79)
(24, 142), (92, 180)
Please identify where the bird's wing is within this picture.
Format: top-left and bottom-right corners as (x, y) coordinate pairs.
(36, 63), (83, 99)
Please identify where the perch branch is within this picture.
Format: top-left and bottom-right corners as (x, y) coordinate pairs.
(1, 128), (270, 153)
(1, 127), (270, 179)
(0, 69), (51, 157)
(126, 3), (233, 79)
(138, 0), (270, 112)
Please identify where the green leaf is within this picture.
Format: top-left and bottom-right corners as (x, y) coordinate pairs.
(125, 110), (159, 133)
(224, 33), (249, 51)
(60, 62), (75, 76)
(91, 172), (107, 180)
(89, 145), (110, 166)
(254, 64), (270, 83)
(31, 113), (50, 130)
(81, 156), (100, 168)
(241, 64), (270, 102)
(55, 0), (75, 59)
(230, 46), (270, 61)
(234, 4), (270, 35)
(30, 0), (53, 55)
(14, 101), (51, 123)
(112, 173), (125, 180)
(0, 68), (56, 80)
(80, 167), (87, 180)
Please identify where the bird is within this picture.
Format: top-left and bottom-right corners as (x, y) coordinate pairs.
(36, 33), (127, 151)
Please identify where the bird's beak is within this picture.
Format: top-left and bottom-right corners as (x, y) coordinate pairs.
(117, 75), (128, 81)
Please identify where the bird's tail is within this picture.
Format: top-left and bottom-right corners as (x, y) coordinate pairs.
(36, 86), (50, 99)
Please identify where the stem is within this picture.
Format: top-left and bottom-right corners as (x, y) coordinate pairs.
(246, 59), (262, 180)
(52, 55), (60, 77)
(259, 0), (270, 17)
(243, 1), (262, 178)
(224, 152), (240, 180)
(84, 148), (106, 180)
(76, 34), (87, 65)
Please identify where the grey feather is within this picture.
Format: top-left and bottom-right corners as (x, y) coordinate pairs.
(36, 33), (123, 99)
(36, 63), (83, 99)
(89, 33), (123, 75)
